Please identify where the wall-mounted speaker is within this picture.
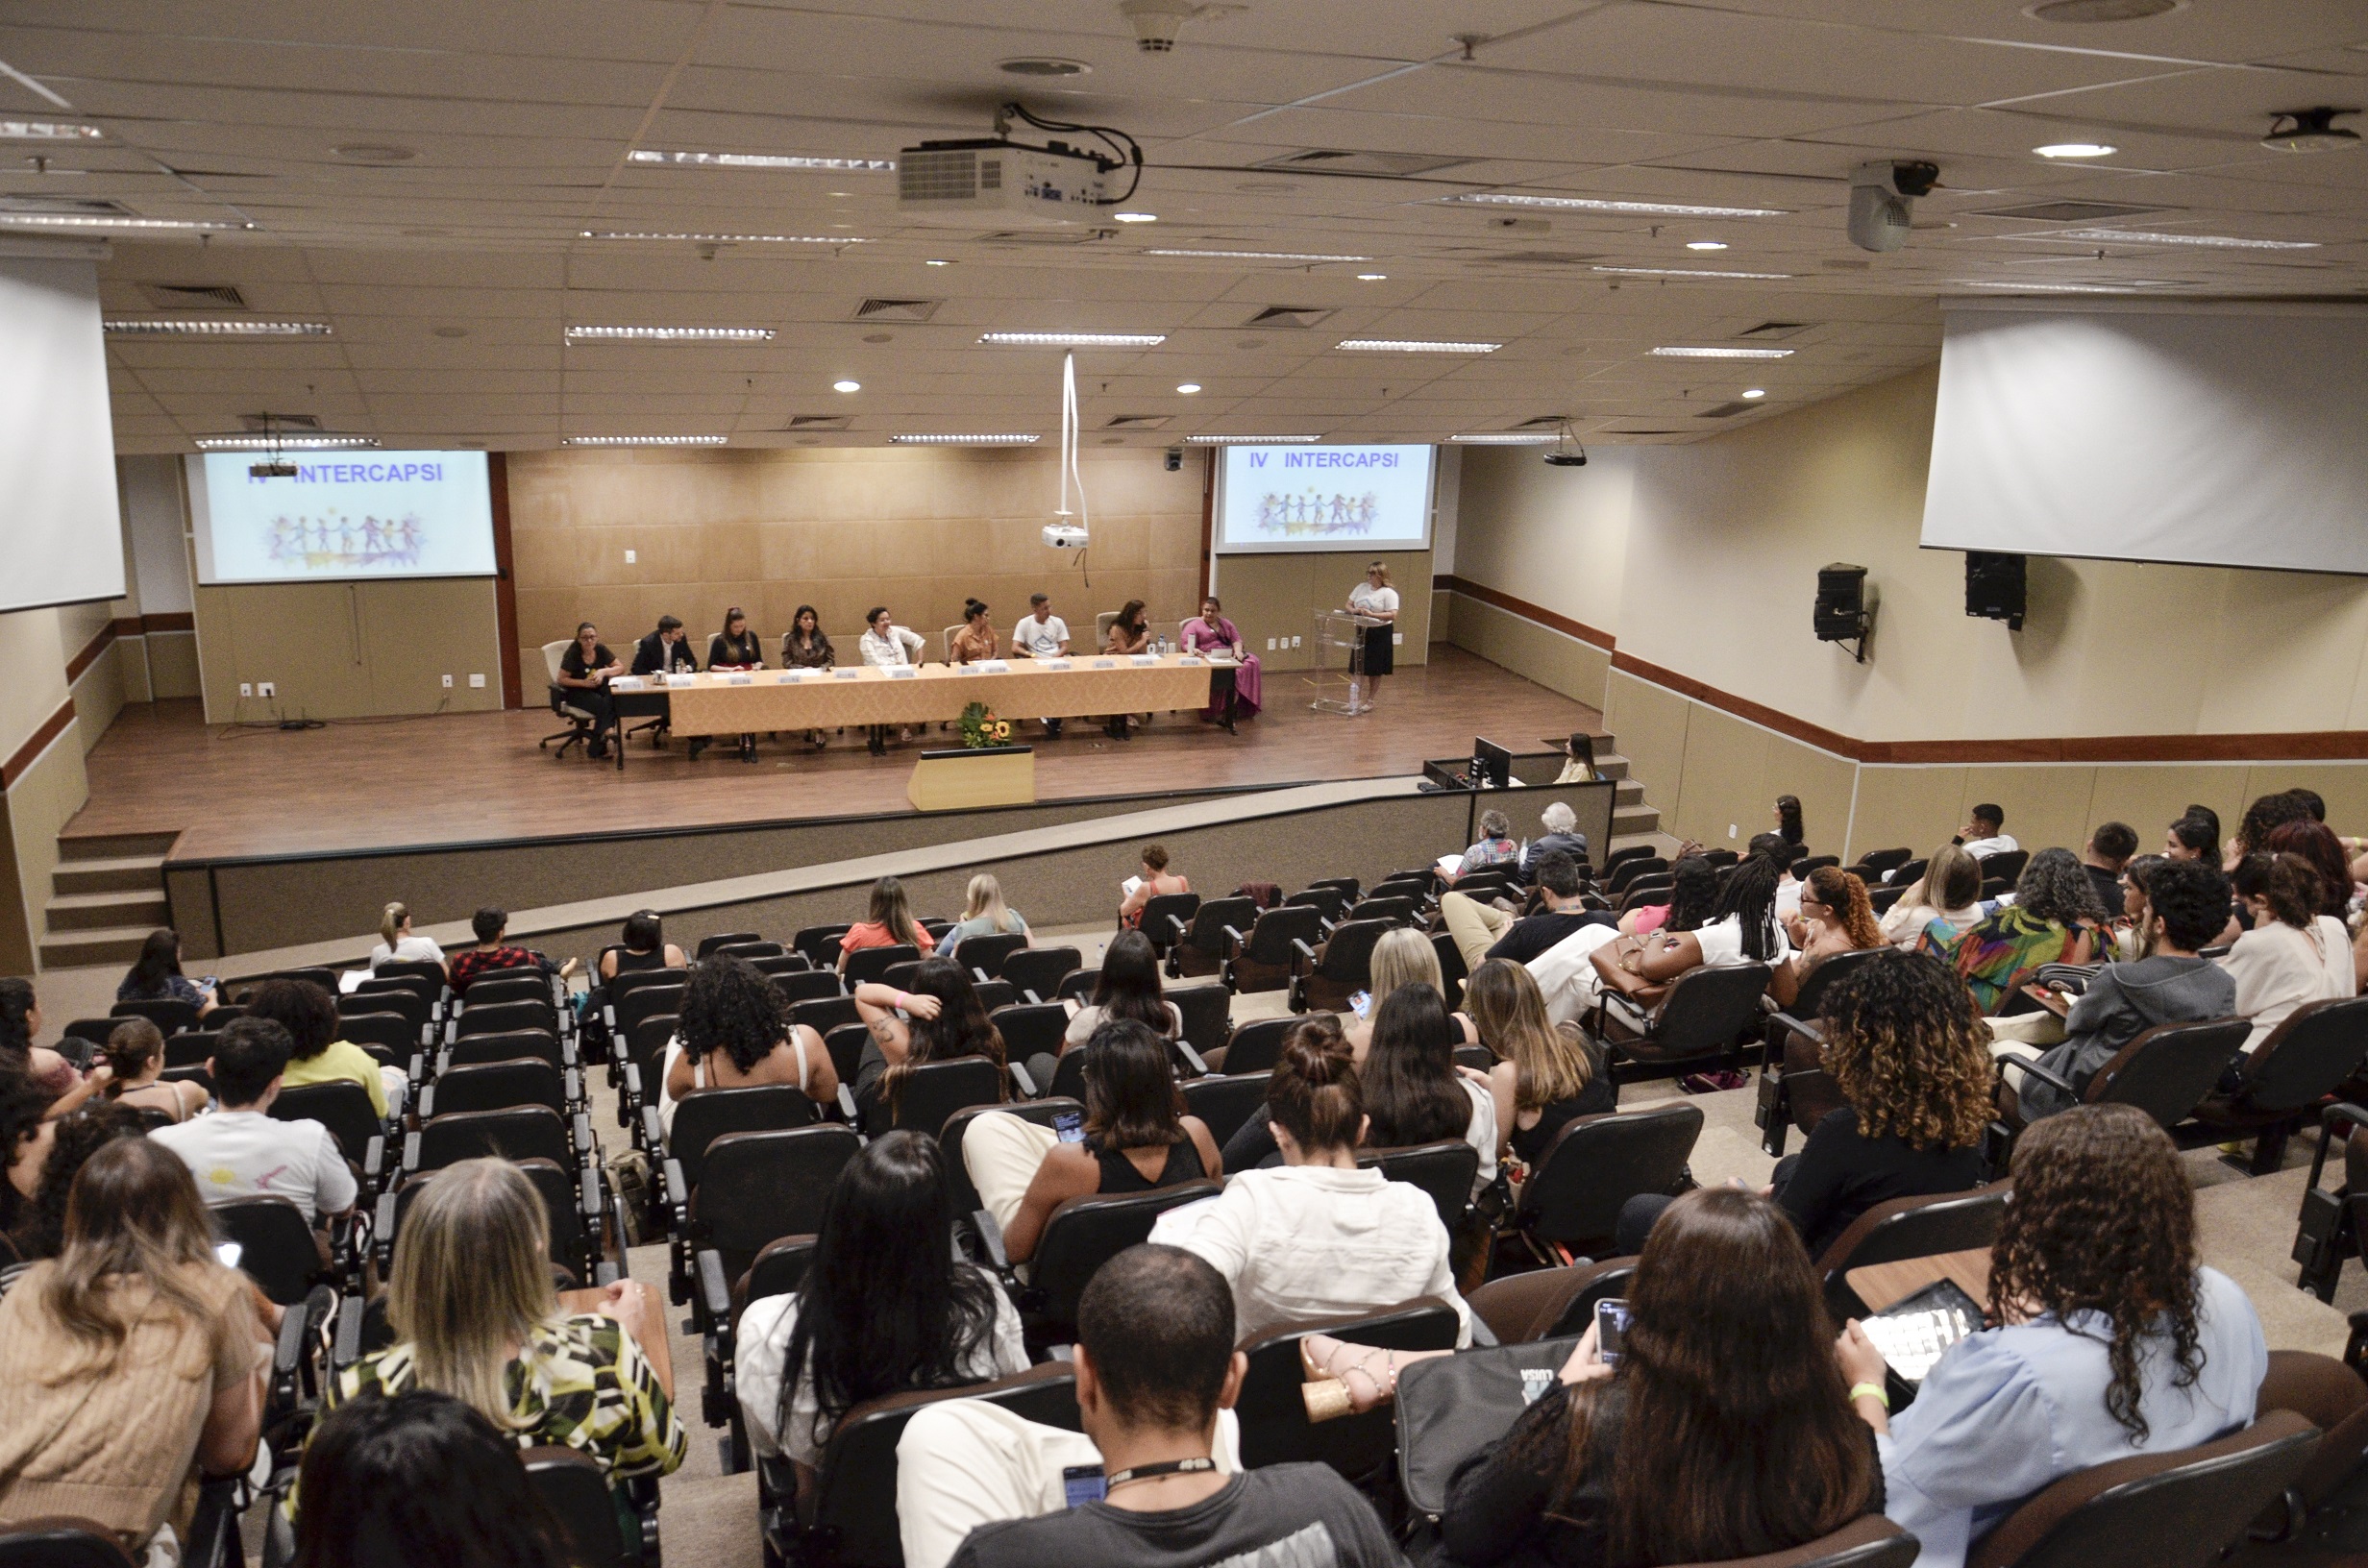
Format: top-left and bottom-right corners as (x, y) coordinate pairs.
(1965, 551), (2027, 630)
(1813, 562), (1872, 661)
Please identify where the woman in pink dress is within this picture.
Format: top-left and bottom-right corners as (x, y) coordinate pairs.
(1180, 595), (1260, 731)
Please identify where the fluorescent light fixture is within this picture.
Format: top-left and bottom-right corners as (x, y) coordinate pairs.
(581, 230), (867, 244)
(1592, 265), (1793, 281)
(1686, 240), (1728, 251)
(1447, 191), (1788, 218)
(886, 433), (1041, 445)
(628, 148), (895, 172)
(1741, 388), (1766, 399)
(1112, 211), (1158, 223)
(1337, 338), (1500, 354)
(194, 434), (377, 451)
(106, 319), (332, 337)
(0, 213), (244, 231)
(562, 434), (728, 447)
(1146, 249), (1370, 262)
(1185, 433), (1320, 444)
(566, 326), (775, 342)
(1175, 382), (1202, 394)
(1448, 432), (1559, 444)
(924, 258), (953, 266)
(832, 379), (861, 393)
(0, 120), (104, 141)
(1650, 345), (1794, 359)
(1356, 273), (1387, 282)
(1957, 279), (2183, 293)
(2034, 142), (2116, 158)
(978, 331), (1166, 347)
(2043, 227), (2318, 250)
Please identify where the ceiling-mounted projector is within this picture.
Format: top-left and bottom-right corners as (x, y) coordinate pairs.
(249, 459), (298, 478)
(1542, 419), (1588, 468)
(1847, 159), (1939, 253)
(2263, 108), (2360, 153)
(1044, 523), (1090, 549)
(899, 102), (1142, 228)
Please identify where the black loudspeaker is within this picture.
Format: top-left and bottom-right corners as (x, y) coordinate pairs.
(1813, 563), (1872, 661)
(1965, 551), (2026, 630)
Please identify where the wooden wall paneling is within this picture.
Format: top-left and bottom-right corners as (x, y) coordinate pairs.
(1954, 765), (2099, 861)
(490, 452), (523, 708)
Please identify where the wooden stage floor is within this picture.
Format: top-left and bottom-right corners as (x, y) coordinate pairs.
(70, 648), (1601, 862)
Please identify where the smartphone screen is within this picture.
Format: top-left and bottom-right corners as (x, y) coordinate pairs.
(1347, 990), (1372, 1019)
(1053, 1111), (1085, 1144)
(1061, 1464), (1106, 1507)
(1594, 1297), (1632, 1365)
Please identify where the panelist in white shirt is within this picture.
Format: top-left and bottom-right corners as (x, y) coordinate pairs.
(1344, 560), (1399, 713)
(858, 604), (927, 754)
(1009, 591), (1072, 738)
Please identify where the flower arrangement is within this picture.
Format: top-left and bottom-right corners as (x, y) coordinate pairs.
(958, 701), (1014, 749)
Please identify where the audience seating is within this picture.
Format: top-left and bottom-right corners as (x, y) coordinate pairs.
(453, 997), (559, 1044)
(706, 1234), (818, 1463)
(164, 1030), (220, 1069)
(441, 1027), (569, 1075)
(405, 1104), (581, 1179)
(2254, 1350), (2368, 1532)
(987, 1181), (1220, 1345)
(1346, 894), (1418, 928)
(1996, 1017), (2250, 1153)
(888, 1058), (1006, 1137)
(1181, 1070), (1270, 1147)
(1169, 983), (1233, 1060)
(1596, 962), (1774, 1084)
(1433, 931), (1469, 1013)
(1221, 1017), (1293, 1074)
(791, 994), (860, 1041)
(60, 1017), (116, 1047)
(1816, 1183), (2010, 1323)
(1138, 892), (1202, 956)
(1225, 904), (1322, 994)
(1232, 1299), (1465, 1477)
(999, 946), (1082, 1004)
(987, 1002), (1068, 1070)
(845, 944), (922, 989)
(773, 968), (845, 1008)
(1294, 919), (1393, 1014)
(696, 931), (763, 959)
(459, 970), (556, 1009)
(377, 1155), (602, 1286)
(1974, 848), (2030, 885)
(1605, 857), (1667, 897)
(821, 1021), (872, 1096)
(2290, 1104), (2368, 1302)
(523, 1447), (658, 1568)
(213, 1195), (333, 1305)
(791, 923), (854, 968)
(953, 931), (1029, 982)
(1858, 846), (1912, 875)
(0, 1519), (138, 1568)
(941, 1099), (1082, 1217)
(419, 1056), (577, 1123)
(1468, 1256), (1638, 1344)
(339, 986), (430, 1036)
(674, 1117), (852, 1321)
(1052, 968), (1097, 1003)
(1169, 896), (1258, 980)
(1286, 885), (1350, 925)
(974, 975), (1020, 1011)
(111, 996), (200, 1034)
(747, 953), (813, 979)
(2177, 996), (2368, 1173)
(270, 1082), (388, 1180)
(1357, 1140), (1480, 1233)
(1517, 1103), (1704, 1262)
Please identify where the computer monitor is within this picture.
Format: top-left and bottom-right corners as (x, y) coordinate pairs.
(1469, 737), (1513, 791)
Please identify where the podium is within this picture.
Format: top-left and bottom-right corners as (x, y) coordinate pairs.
(1308, 610), (1380, 716)
(906, 746), (1035, 811)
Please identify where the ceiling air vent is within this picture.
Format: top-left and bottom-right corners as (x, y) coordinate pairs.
(0, 195), (133, 215)
(1250, 149), (1474, 179)
(1515, 415), (1567, 429)
(975, 228), (1116, 247)
(1738, 321), (1812, 340)
(239, 412), (322, 431)
(853, 298), (941, 323)
(143, 283), (249, 310)
(1610, 429), (1684, 435)
(1973, 200), (2165, 223)
(1697, 401), (1759, 419)
(1103, 413), (1172, 429)
(782, 414), (852, 430)
(1243, 306), (1334, 329)
(1480, 251), (1602, 266)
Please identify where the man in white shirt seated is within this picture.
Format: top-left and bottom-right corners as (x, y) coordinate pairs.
(1958, 802), (2020, 861)
(856, 603), (929, 754)
(1008, 591), (1072, 737)
(896, 1245), (1398, 1568)
(152, 1016), (358, 1230)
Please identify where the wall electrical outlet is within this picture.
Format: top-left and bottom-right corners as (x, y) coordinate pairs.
(259, 681), (277, 698)
(468, 673), (485, 689)
(1266, 637), (1276, 650)
(1728, 823), (1739, 839)
(1393, 632), (1403, 645)
(624, 549), (636, 564)
(1291, 635), (1302, 649)
(238, 682), (253, 698)
(441, 674), (454, 688)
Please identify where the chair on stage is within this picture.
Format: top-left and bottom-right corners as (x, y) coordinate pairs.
(539, 640), (612, 766)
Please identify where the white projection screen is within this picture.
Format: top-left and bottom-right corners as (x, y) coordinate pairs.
(0, 257), (126, 612)
(1214, 444), (1436, 553)
(1922, 304), (2368, 576)
(187, 452), (498, 584)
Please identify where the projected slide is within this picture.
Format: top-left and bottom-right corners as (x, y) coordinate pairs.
(1215, 444), (1434, 554)
(190, 452), (498, 583)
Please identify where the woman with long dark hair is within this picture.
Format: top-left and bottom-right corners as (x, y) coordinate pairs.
(662, 954), (840, 1134)
(1362, 984), (1497, 1196)
(1774, 793), (1807, 849)
(781, 605), (834, 747)
(736, 1132), (1024, 1492)
(1102, 600), (1150, 738)
(116, 927), (217, 1017)
(1616, 853), (1717, 938)
(1854, 1105), (2264, 1568)
(2221, 852), (2355, 1052)
(1612, 851), (1789, 992)
(1422, 1187), (1879, 1566)
(1063, 929), (1181, 1049)
(2265, 819), (2354, 919)
(851, 957), (1007, 1133)
(292, 1389), (572, 1568)
(709, 606), (763, 670)
(0, 975), (92, 1102)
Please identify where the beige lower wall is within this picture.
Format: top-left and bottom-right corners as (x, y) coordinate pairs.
(0, 722), (89, 973)
(141, 631), (202, 700)
(193, 576), (506, 723)
(1443, 592), (1610, 710)
(1208, 550), (1431, 674)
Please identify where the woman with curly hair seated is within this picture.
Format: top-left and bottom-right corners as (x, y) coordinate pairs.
(1619, 950), (1990, 1257)
(1842, 1104), (2265, 1568)
(659, 954), (840, 1137)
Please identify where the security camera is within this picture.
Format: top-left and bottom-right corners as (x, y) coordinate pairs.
(1847, 160), (1939, 253)
(1163, 445), (1183, 472)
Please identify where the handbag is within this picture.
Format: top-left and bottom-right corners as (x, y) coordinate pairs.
(1394, 1334), (1582, 1522)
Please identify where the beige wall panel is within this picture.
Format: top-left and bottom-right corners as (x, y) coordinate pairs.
(117, 638), (154, 703)
(1451, 446), (1632, 638)
(1601, 669), (1691, 811)
(1, 723), (88, 969)
(1955, 766), (2097, 857)
(358, 580), (505, 716)
(1449, 599), (1610, 710)
(1847, 767), (1970, 865)
(146, 632), (201, 699)
(2086, 765), (2254, 851)
(2201, 571), (2368, 736)
(2245, 765), (2368, 838)
(1670, 704), (1774, 851)
(1765, 737), (1857, 861)
(0, 608), (69, 756)
(1429, 589), (1451, 641)
(196, 581), (372, 720)
(69, 640), (125, 752)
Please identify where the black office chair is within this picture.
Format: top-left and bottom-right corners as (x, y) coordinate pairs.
(419, 1057), (570, 1121)
(521, 1447), (654, 1568)
(1293, 918), (1393, 1014)
(455, 997), (559, 1042)
(1020, 1182), (1221, 1343)
(271, 1082), (386, 1173)
(213, 1195), (328, 1305)
(1357, 1139), (1481, 1233)
(988, 1002), (1070, 1077)
(1138, 892), (1202, 956)
(1182, 1071), (1270, 1147)
(772, 968), (844, 1006)
(674, 1118), (853, 1319)
(1221, 1017), (1295, 1074)
(445, 1027), (565, 1073)
(1171, 896), (1258, 980)
(956, 932), (1030, 982)
(1225, 904), (1323, 995)
(696, 930), (763, 959)
(844, 943), (922, 989)
(1517, 1103), (1704, 1263)
(407, 1104), (576, 1176)
(886, 1057), (1006, 1137)
(1000, 946), (1083, 1003)
(1169, 983), (1233, 1061)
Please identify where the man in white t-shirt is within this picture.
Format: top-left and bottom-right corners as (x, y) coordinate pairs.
(153, 1016), (358, 1227)
(1008, 591), (1073, 737)
(1958, 802), (2021, 861)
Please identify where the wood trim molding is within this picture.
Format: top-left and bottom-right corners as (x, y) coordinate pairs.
(1, 698), (75, 789)
(490, 452), (524, 709)
(113, 613), (195, 637)
(64, 622), (117, 682)
(1433, 575), (1616, 650)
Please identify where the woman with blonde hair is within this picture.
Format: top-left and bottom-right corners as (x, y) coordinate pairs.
(321, 1159), (683, 1490)
(369, 901), (444, 969)
(943, 872), (1028, 956)
(1344, 926), (1478, 1060)
(1878, 844), (1985, 951)
(1344, 560), (1399, 711)
(0, 1138), (268, 1554)
(1465, 959), (1614, 1174)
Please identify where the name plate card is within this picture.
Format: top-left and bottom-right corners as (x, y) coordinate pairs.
(725, 673), (752, 685)
(833, 669), (861, 679)
(889, 667), (919, 678)
(777, 672), (803, 683)
(1179, 656), (1206, 667)
(663, 672), (699, 688)
(1128, 654), (1158, 667)
(1040, 659), (1072, 672)
(609, 676), (647, 691)
(1093, 659), (1118, 670)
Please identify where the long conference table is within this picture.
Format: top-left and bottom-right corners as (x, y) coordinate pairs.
(615, 651), (1220, 739)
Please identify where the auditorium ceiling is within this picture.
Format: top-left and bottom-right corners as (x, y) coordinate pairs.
(3, 0), (2365, 452)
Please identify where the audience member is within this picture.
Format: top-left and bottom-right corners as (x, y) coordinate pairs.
(1852, 1106), (2264, 1568)
(1956, 803), (2017, 859)
(151, 1017), (358, 1227)
(1595, 852), (1790, 1010)
(1519, 801), (1591, 879)
(2221, 852), (2355, 1052)
(943, 872), (1029, 955)
(2082, 821), (2139, 913)
(1775, 792), (1808, 850)
(1118, 844), (1190, 928)
(0, 1138), (268, 1554)
(117, 927), (218, 1017)
(1441, 851), (1599, 972)
(2164, 813), (2217, 862)
(905, 1246), (1395, 1568)
(250, 975), (405, 1117)
(1362, 983), (1497, 1195)
(1616, 852), (1717, 939)
(602, 909), (685, 981)
(2183, 803), (2224, 847)
(950, 599), (999, 665)
(1064, 930), (1183, 1051)
(1553, 731), (1598, 785)
(1756, 829), (1810, 921)
(1343, 927), (1478, 1062)
(1465, 960), (1614, 1178)
(0, 1064), (51, 1250)
(321, 1159), (682, 1492)
(708, 605), (764, 670)
(1425, 1187), (1880, 1567)
(1458, 809), (1519, 876)
(5, 1102), (146, 1266)
(999, 1020), (1222, 1263)
(2266, 819), (2354, 919)
(851, 958), (1006, 1133)
(1919, 847), (2103, 1013)
(1, 976), (87, 1103)
(738, 1132), (1025, 1492)
(1009, 592), (1071, 737)
(661, 954), (840, 1135)
(2108, 852), (2167, 961)
(2228, 790), (2315, 870)
(1879, 844), (1985, 950)
(98, 1018), (208, 1124)
(555, 623), (625, 760)
(2009, 858), (2236, 1121)
(1167, 1027), (1470, 1344)
(837, 875), (936, 971)
(369, 900), (444, 969)
(1772, 866), (1885, 1006)
(447, 907), (576, 993)
(291, 1389), (573, 1568)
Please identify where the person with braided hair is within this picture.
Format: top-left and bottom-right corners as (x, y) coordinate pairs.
(1844, 1104), (2263, 1568)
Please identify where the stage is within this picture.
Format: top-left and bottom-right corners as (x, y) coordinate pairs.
(69, 646), (1602, 861)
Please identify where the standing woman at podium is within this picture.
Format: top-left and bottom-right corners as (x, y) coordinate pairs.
(1345, 560), (1399, 713)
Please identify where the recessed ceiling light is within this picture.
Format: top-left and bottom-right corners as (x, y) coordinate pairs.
(562, 434), (729, 447)
(2034, 142), (2117, 159)
(1112, 211), (1158, 224)
(978, 331), (1166, 347)
(334, 143), (416, 162)
(1448, 432), (1559, 444)
(1446, 192), (1788, 218)
(886, 433), (1041, 445)
(581, 230), (867, 244)
(1146, 249), (1371, 262)
(2040, 227), (2318, 250)
(1185, 433), (1321, 444)
(0, 121), (103, 141)
(998, 57), (1091, 76)
(832, 379), (861, 393)
(1741, 388), (1766, 399)
(1337, 339), (1500, 354)
(627, 149), (896, 172)
(925, 258), (954, 266)
(1175, 382), (1202, 394)
(1956, 279), (2183, 293)
(1685, 240), (1728, 251)
(106, 319), (332, 336)
(0, 213), (244, 232)
(1592, 266), (1794, 281)
(1355, 273), (1388, 282)
(565, 326), (775, 342)
(194, 434), (379, 451)
(1650, 345), (1794, 358)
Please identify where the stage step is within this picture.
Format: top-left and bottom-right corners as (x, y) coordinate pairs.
(1591, 752), (1631, 783)
(45, 889), (169, 933)
(51, 853), (168, 895)
(39, 923), (160, 969)
(1612, 800), (1662, 837)
(57, 830), (180, 862)
(1613, 778), (1643, 808)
